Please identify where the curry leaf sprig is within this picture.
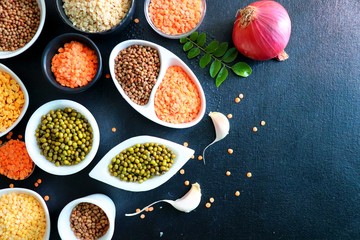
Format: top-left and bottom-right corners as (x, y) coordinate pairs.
(180, 32), (252, 87)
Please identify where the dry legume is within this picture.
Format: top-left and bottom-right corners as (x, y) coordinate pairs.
(51, 41), (98, 88)
(148, 0), (203, 35)
(35, 107), (93, 166)
(62, 0), (131, 33)
(108, 142), (176, 183)
(0, 0), (40, 51)
(70, 202), (109, 240)
(154, 66), (201, 124)
(114, 45), (160, 105)
(0, 192), (47, 240)
(0, 70), (25, 132)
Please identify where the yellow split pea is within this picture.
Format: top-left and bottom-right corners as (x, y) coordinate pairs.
(0, 70), (25, 132)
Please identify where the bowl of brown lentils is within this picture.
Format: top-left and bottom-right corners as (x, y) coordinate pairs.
(56, 0), (135, 34)
(0, 0), (46, 59)
(58, 193), (115, 240)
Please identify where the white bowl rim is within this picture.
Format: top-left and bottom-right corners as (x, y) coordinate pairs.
(109, 39), (206, 129)
(0, 187), (51, 240)
(0, 0), (46, 59)
(0, 64), (29, 138)
(25, 99), (100, 176)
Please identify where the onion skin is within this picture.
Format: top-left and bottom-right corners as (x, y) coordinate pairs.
(232, 1), (291, 61)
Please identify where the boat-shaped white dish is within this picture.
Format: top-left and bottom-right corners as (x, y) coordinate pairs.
(109, 39), (206, 129)
(25, 100), (100, 176)
(89, 135), (194, 192)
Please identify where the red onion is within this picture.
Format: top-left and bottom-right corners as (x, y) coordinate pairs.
(232, 1), (291, 61)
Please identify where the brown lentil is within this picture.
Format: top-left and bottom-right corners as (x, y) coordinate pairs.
(0, 192), (47, 240)
(114, 45), (160, 105)
(70, 202), (109, 240)
(62, 0), (131, 33)
(0, 0), (40, 51)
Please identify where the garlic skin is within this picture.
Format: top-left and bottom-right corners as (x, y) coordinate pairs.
(125, 182), (202, 216)
(202, 112), (230, 164)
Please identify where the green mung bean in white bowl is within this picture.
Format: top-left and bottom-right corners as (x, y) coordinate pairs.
(25, 99), (100, 176)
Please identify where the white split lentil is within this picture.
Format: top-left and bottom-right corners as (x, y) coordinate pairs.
(63, 0), (131, 33)
(0, 192), (47, 240)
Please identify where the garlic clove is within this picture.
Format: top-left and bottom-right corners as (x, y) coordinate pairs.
(125, 182), (202, 216)
(202, 112), (230, 164)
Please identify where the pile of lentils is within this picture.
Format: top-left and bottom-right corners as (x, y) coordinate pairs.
(70, 202), (109, 240)
(0, 0), (40, 51)
(108, 143), (176, 183)
(35, 108), (93, 166)
(62, 0), (131, 33)
(114, 45), (160, 105)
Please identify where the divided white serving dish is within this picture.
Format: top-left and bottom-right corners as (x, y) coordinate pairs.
(89, 135), (195, 192)
(25, 99), (100, 176)
(109, 39), (206, 129)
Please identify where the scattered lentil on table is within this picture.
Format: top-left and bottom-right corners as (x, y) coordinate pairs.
(51, 41), (98, 88)
(62, 0), (131, 33)
(0, 0), (40, 51)
(114, 45), (160, 105)
(235, 191), (241, 197)
(154, 66), (201, 124)
(0, 70), (25, 133)
(70, 202), (109, 240)
(0, 192), (47, 240)
(108, 143), (176, 183)
(227, 148), (233, 154)
(148, 0), (203, 35)
(209, 197), (215, 203)
(35, 107), (93, 166)
(0, 139), (34, 180)
(252, 127), (258, 132)
(205, 202), (211, 208)
(235, 97), (241, 103)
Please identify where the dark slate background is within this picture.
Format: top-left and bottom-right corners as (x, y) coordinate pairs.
(1, 0), (359, 239)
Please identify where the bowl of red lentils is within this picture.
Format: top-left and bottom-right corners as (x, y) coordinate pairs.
(41, 33), (103, 93)
(58, 193), (115, 240)
(109, 40), (206, 129)
(56, 0), (135, 34)
(0, 188), (51, 240)
(0, 0), (46, 59)
(0, 64), (29, 138)
(144, 0), (206, 39)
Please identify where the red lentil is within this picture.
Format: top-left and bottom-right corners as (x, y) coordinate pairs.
(9, 183), (14, 188)
(154, 66), (201, 124)
(134, 18), (140, 23)
(0, 139), (34, 180)
(105, 73), (111, 79)
(148, 0), (203, 35)
(228, 148), (233, 154)
(51, 41), (98, 88)
(140, 214), (146, 219)
(197, 155), (203, 161)
(43, 195), (50, 201)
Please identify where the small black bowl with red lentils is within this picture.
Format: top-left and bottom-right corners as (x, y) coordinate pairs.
(41, 33), (103, 93)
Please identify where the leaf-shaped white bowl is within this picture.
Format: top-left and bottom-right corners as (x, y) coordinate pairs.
(109, 39), (206, 129)
(25, 100), (100, 176)
(89, 135), (194, 192)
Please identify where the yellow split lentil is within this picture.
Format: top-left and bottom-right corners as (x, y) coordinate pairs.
(0, 70), (25, 133)
(154, 66), (201, 124)
(0, 192), (47, 239)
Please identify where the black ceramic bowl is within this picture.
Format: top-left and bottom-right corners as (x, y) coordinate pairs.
(41, 33), (102, 93)
(56, 0), (135, 34)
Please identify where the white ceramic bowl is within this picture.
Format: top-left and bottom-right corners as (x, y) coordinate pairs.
(0, 0), (46, 59)
(58, 194), (115, 240)
(144, 0), (206, 39)
(109, 39), (206, 129)
(89, 135), (195, 192)
(0, 64), (29, 138)
(0, 188), (51, 240)
(25, 99), (100, 176)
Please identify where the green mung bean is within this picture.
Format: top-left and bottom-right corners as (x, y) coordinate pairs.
(108, 143), (176, 183)
(35, 108), (93, 166)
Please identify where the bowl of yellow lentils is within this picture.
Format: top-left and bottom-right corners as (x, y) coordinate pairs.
(0, 64), (29, 138)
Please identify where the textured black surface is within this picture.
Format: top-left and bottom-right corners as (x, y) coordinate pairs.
(0, 0), (359, 239)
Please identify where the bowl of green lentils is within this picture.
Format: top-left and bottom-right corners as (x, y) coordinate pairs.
(25, 99), (100, 176)
(0, 0), (46, 59)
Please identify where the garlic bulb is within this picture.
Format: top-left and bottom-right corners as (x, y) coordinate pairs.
(125, 183), (202, 216)
(202, 112), (230, 164)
